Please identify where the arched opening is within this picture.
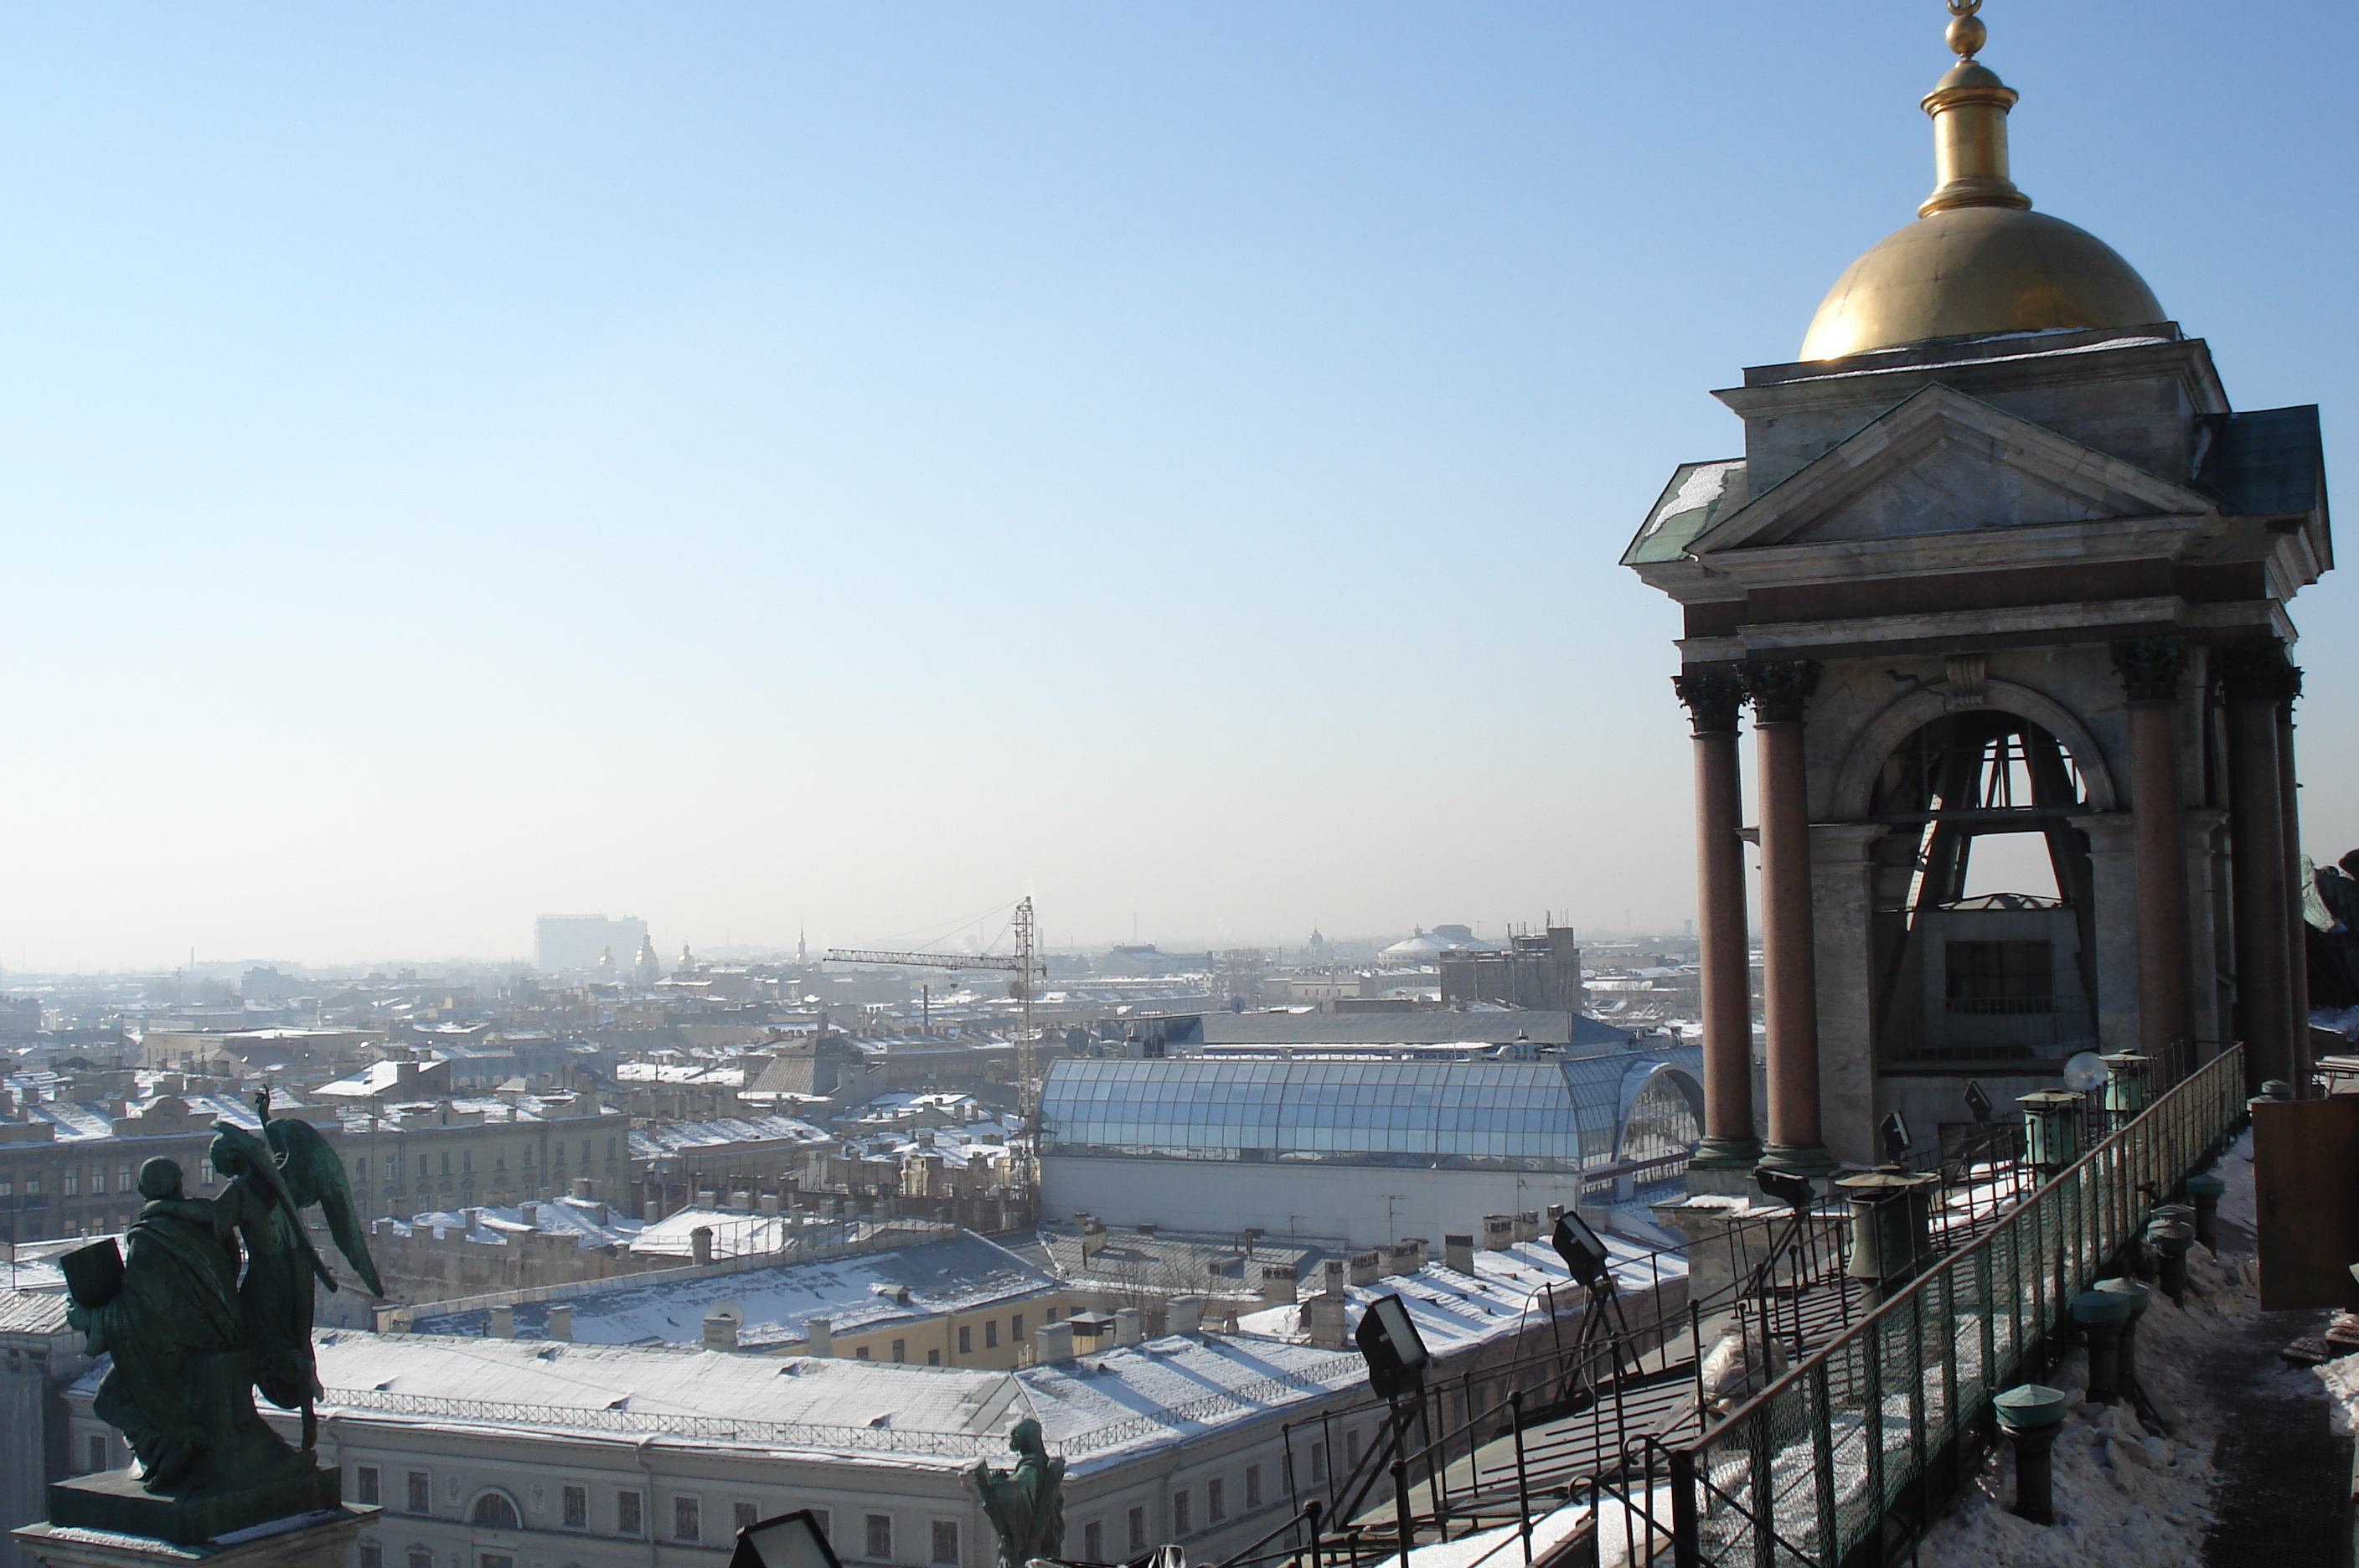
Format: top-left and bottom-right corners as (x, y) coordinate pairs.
(1866, 711), (2100, 1068)
(1616, 1070), (1702, 1164)
(469, 1493), (521, 1531)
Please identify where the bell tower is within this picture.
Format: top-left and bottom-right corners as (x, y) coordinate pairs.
(1625, 2), (2331, 1169)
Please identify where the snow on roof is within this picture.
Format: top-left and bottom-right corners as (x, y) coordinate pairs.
(310, 1333), (1021, 1464)
(631, 1115), (828, 1158)
(390, 1194), (643, 1251)
(410, 1230), (1056, 1349)
(1017, 1333), (1368, 1469)
(615, 1063), (746, 1086)
(313, 1061), (433, 1097)
(1231, 1236), (1684, 1356)
(0, 1289), (73, 1333)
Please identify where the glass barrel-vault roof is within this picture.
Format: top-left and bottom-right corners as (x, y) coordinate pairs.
(1037, 1052), (1698, 1172)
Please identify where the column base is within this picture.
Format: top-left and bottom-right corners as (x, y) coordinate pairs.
(1756, 1142), (1837, 1176)
(1688, 1137), (1765, 1171)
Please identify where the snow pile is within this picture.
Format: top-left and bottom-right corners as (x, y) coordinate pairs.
(1918, 1132), (2275, 1567)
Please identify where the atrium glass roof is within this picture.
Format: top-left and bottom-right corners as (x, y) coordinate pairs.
(1039, 1049), (1701, 1172)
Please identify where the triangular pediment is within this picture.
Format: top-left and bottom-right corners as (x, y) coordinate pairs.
(1692, 384), (2216, 554)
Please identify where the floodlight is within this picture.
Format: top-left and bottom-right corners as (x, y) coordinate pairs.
(1551, 1212), (1611, 1290)
(1964, 1081), (1994, 1125)
(2062, 1052), (2108, 1093)
(1755, 1168), (1818, 1210)
(730, 1512), (842, 1568)
(1355, 1292), (1430, 1400)
(1880, 1112), (1912, 1167)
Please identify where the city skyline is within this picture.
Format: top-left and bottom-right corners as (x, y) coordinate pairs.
(3, 2), (2350, 969)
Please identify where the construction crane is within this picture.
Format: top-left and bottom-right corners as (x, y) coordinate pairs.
(824, 897), (1045, 1125)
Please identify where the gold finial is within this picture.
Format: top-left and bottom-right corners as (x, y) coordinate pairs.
(1918, 0), (2029, 217)
(1945, 0), (1987, 62)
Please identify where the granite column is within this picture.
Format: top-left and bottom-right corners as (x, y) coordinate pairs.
(2222, 642), (2297, 1092)
(1747, 660), (1831, 1173)
(2114, 637), (2194, 1065)
(1675, 671), (1759, 1168)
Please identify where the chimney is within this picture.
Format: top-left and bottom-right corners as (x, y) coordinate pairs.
(1321, 1259), (1346, 1299)
(570, 1177), (596, 1201)
(1349, 1251), (1384, 1287)
(1444, 1235), (1476, 1275)
(546, 1305), (574, 1342)
(488, 1305), (514, 1339)
(759, 1192), (781, 1214)
(518, 1201), (539, 1225)
(1482, 1215), (1515, 1251)
(730, 1190), (754, 1213)
(1515, 1211), (1541, 1244)
(1165, 1296), (1203, 1335)
(1302, 1292), (1349, 1350)
(644, 1201), (661, 1224)
(691, 1226), (715, 1266)
(1113, 1307), (1143, 1346)
(695, 1190), (718, 1211)
(1546, 1204), (1566, 1230)
(1258, 1266), (1297, 1307)
(1034, 1322), (1076, 1364)
(805, 1317), (832, 1357)
(703, 1308), (741, 1351)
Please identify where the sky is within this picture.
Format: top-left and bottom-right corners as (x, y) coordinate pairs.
(0, 1), (2351, 971)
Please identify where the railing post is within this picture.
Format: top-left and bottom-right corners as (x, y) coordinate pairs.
(1669, 1445), (1701, 1568)
(1510, 1390), (1533, 1566)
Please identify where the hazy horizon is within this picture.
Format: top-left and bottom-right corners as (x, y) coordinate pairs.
(6, 2), (2351, 972)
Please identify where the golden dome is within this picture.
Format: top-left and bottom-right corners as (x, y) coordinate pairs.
(1799, 2), (2165, 360)
(1800, 206), (2165, 360)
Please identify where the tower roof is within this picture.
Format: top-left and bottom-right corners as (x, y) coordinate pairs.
(1800, 3), (2162, 360)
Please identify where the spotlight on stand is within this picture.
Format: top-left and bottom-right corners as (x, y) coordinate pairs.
(1755, 1168), (1819, 1211)
(1354, 1292), (1430, 1401)
(1551, 1210), (1612, 1291)
(1964, 1081), (1994, 1125)
(1880, 1111), (1912, 1169)
(730, 1512), (842, 1568)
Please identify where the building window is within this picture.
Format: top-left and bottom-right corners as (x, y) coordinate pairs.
(674, 1497), (700, 1544)
(562, 1487), (586, 1529)
(735, 1504), (758, 1534)
(360, 1541), (382, 1568)
(90, 1168), (106, 1194)
(1208, 1479), (1225, 1522)
(854, 1345), (871, 1361)
(407, 1473), (431, 1514)
(1083, 1523), (1102, 1561)
(481, 1556), (514, 1568)
(927, 1349), (941, 1365)
(930, 1521), (958, 1565)
(418, 1157), (429, 1180)
(892, 1338), (907, 1363)
(1045, 1308), (1059, 1324)
(118, 1164), (132, 1190)
(983, 1320), (998, 1350)
(618, 1490), (643, 1537)
(1945, 940), (2054, 1014)
(387, 1158), (399, 1181)
(86, 1435), (106, 1473)
(355, 1467), (381, 1505)
(865, 1514), (892, 1561)
(63, 1171), (78, 1197)
(1246, 1465), (1262, 1510)
(471, 1493), (520, 1530)
(1127, 1507), (1145, 1553)
(0, 1178), (12, 1198)
(23, 1173), (38, 1194)
(958, 1326), (972, 1354)
(408, 1548), (431, 1568)
(1173, 1492), (1190, 1536)
(462, 1151), (472, 1173)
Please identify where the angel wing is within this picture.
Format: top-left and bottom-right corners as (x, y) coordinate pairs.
(266, 1115), (385, 1297)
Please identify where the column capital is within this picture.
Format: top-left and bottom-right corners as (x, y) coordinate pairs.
(1671, 671), (1747, 735)
(2110, 635), (2188, 704)
(1742, 659), (1819, 725)
(2217, 639), (2303, 706)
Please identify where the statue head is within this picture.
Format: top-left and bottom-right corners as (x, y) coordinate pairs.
(209, 1135), (250, 1179)
(1008, 1416), (1046, 1461)
(137, 1158), (183, 1201)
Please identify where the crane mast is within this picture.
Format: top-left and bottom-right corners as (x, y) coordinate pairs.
(822, 898), (1045, 1206)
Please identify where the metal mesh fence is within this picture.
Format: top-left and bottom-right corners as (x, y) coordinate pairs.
(1677, 1044), (2246, 1567)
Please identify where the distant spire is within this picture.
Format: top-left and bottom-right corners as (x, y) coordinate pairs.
(1918, 1), (2031, 218)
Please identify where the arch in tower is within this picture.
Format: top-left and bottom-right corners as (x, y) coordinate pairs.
(1829, 678), (2118, 823)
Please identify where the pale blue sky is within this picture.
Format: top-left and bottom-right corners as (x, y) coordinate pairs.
(1, 2), (2350, 968)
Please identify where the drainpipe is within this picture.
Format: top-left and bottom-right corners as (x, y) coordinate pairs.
(635, 1436), (661, 1568)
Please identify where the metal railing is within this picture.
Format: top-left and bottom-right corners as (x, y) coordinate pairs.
(1670, 1043), (2245, 1567)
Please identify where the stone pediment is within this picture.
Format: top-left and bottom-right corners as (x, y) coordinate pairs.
(1691, 384), (2215, 554)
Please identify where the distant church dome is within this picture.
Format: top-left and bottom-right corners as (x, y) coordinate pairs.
(1799, 13), (2164, 361)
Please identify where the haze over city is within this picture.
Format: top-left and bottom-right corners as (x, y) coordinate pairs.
(3, 0), (2350, 970)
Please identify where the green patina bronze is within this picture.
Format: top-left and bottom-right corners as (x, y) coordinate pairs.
(970, 1418), (1065, 1568)
(54, 1091), (384, 1541)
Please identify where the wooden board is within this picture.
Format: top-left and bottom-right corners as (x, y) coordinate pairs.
(2253, 1097), (2359, 1311)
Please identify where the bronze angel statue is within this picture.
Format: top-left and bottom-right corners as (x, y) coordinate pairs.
(65, 1091), (382, 1496)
